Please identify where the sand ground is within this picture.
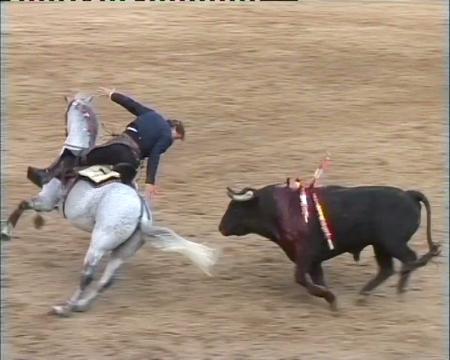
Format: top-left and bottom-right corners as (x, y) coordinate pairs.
(1, 2), (448, 359)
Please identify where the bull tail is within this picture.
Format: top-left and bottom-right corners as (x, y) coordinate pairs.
(406, 190), (440, 256)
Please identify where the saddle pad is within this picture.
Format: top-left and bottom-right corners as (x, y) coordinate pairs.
(78, 165), (121, 184)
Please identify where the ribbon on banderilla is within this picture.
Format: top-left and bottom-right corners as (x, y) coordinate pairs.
(295, 153), (334, 250)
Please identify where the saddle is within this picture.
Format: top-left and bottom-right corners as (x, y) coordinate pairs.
(77, 165), (122, 186)
(76, 163), (137, 187)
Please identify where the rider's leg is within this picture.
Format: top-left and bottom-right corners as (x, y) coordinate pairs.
(27, 148), (77, 188)
(28, 143), (139, 188)
(81, 144), (139, 168)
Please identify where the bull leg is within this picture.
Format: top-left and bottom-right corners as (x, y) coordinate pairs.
(295, 249), (337, 311)
(383, 242), (418, 294)
(359, 245), (394, 296)
(296, 269), (337, 311)
(310, 262), (326, 287)
(396, 244), (440, 294)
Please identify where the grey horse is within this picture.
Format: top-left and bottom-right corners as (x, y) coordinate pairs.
(1, 93), (219, 317)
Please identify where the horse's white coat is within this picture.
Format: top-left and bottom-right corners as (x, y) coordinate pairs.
(30, 178), (64, 212)
(2, 93), (219, 316)
(64, 95), (100, 152)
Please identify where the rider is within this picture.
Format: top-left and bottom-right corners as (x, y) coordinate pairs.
(27, 87), (185, 200)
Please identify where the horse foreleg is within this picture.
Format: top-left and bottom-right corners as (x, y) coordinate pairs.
(73, 234), (144, 312)
(2, 180), (62, 241)
(1, 200), (31, 241)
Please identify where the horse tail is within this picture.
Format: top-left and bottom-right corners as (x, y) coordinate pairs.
(138, 198), (220, 276)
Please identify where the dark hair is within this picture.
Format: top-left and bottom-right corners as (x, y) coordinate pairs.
(168, 119), (185, 140)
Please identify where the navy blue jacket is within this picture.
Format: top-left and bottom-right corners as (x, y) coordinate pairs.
(111, 92), (173, 185)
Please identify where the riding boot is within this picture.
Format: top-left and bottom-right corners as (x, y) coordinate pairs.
(27, 152), (75, 188)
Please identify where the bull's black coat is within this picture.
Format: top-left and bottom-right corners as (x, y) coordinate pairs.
(219, 184), (440, 310)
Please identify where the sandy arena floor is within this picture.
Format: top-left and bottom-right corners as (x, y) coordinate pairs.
(1, 2), (448, 359)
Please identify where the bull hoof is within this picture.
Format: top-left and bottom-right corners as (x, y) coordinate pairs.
(329, 300), (338, 312)
(50, 304), (72, 317)
(356, 294), (369, 306)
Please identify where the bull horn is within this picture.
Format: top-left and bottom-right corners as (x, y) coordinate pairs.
(226, 186), (236, 195)
(226, 187), (255, 201)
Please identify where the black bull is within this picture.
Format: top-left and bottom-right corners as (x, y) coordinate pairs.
(218, 184), (440, 310)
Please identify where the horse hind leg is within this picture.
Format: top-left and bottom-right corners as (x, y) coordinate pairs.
(51, 244), (106, 317)
(72, 233), (144, 312)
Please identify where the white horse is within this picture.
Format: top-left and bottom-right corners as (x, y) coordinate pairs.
(1, 93), (219, 317)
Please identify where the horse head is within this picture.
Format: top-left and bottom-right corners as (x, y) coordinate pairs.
(63, 92), (101, 152)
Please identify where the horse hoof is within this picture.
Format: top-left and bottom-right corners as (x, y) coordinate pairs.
(1, 224), (12, 241)
(33, 215), (45, 229)
(71, 301), (90, 313)
(1, 233), (11, 242)
(50, 305), (72, 317)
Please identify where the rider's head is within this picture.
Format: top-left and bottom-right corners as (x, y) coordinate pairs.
(168, 119), (185, 141)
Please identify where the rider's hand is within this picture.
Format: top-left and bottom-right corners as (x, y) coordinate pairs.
(97, 87), (115, 98)
(146, 184), (160, 201)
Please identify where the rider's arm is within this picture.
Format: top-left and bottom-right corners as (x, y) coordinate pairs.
(145, 137), (172, 185)
(110, 92), (153, 117)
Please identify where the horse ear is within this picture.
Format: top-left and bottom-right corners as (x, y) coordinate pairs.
(64, 95), (71, 104)
(85, 95), (94, 103)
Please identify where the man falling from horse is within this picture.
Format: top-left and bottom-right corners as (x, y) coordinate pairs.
(27, 87), (185, 201)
